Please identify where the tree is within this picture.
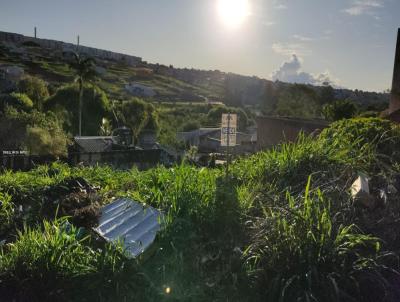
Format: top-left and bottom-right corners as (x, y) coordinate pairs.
(275, 84), (319, 118)
(223, 75), (243, 107)
(68, 52), (96, 136)
(45, 84), (110, 136)
(318, 84), (335, 105)
(114, 98), (159, 138)
(206, 105), (249, 131)
(322, 99), (358, 121)
(262, 81), (279, 114)
(17, 76), (49, 110)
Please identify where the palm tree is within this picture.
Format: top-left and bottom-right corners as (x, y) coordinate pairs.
(69, 52), (96, 136)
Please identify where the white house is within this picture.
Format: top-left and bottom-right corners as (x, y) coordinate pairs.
(125, 82), (156, 97)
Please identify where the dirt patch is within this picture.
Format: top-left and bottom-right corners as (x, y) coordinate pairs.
(44, 177), (102, 228)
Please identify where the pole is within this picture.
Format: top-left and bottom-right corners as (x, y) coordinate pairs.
(34, 27), (37, 38)
(225, 113), (230, 179)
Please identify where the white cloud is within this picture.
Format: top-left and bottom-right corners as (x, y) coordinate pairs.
(271, 54), (340, 87)
(272, 42), (311, 56)
(343, 0), (384, 16)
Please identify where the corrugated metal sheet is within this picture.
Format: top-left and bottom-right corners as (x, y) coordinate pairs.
(74, 136), (114, 153)
(93, 198), (164, 258)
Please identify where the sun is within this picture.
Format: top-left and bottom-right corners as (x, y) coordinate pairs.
(217, 0), (250, 29)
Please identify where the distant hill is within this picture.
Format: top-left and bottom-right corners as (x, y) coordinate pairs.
(0, 30), (389, 109)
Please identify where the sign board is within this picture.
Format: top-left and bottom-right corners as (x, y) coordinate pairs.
(221, 113), (237, 146)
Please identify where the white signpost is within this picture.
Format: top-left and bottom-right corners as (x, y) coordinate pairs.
(221, 113), (237, 178)
(221, 113), (237, 147)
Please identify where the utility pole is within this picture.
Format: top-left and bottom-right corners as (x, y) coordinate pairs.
(34, 27), (37, 38)
(77, 35), (80, 51)
(225, 112), (230, 180)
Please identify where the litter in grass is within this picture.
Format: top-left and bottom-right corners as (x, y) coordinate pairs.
(351, 173), (375, 209)
(93, 198), (164, 258)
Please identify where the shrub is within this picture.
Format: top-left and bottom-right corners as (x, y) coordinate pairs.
(0, 107), (69, 156)
(232, 133), (372, 197)
(320, 118), (400, 164)
(181, 120), (200, 131)
(17, 76), (49, 111)
(26, 126), (68, 156)
(244, 178), (399, 302)
(322, 99), (358, 121)
(232, 118), (400, 196)
(0, 92), (33, 112)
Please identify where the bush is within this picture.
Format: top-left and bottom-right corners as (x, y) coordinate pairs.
(322, 99), (358, 121)
(0, 107), (69, 156)
(320, 118), (400, 164)
(232, 118), (400, 196)
(245, 178), (399, 302)
(26, 126), (68, 156)
(181, 120), (200, 131)
(17, 76), (49, 110)
(0, 92), (33, 112)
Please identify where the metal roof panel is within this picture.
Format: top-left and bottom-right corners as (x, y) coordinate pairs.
(94, 198), (164, 258)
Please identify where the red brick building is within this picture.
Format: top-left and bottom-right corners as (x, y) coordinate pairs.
(256, 116), (329, 150)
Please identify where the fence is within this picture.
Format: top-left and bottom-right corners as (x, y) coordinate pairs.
(1, 149), (175, 172)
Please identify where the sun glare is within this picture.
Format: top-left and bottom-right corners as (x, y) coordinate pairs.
(217, 0), (250, 29)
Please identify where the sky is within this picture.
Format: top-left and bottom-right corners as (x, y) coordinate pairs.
(0, 0), (399, 92)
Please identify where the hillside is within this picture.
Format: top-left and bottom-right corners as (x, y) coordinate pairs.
(0, 31), (390, 109)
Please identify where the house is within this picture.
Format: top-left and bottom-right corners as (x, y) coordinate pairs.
(0, 65), (24, 82)
(69, 128), (176, 170)
(256, 116), (329, 150)
(125, 83), (156, 97)
(72, 136), (115, 153)
(177, 127), (257, 154)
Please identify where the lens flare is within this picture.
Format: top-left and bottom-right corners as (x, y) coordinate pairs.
(217, 0), (251, 29)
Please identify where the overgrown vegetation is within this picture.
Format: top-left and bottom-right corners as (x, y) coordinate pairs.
(2, 118), (400, 301)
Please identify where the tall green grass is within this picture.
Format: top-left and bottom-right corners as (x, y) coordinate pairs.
(0, 192), (14, 236)
(0, 218), (156, 302)
(1, 118), (400, 301)
(244, 177), (399, 302)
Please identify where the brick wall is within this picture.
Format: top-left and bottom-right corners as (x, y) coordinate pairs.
(256, 116), (329, 149)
